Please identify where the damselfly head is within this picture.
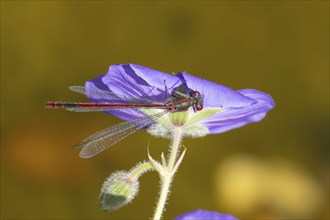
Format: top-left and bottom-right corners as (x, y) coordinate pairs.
(192, 91), (203, 111)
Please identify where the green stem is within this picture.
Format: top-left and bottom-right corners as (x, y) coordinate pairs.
(129, 162), (153, 180)
(152, 127), (183, 220)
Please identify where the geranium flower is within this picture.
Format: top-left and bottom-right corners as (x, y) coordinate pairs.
(85, 64), (274, 139)
(174, 209), (239, 220)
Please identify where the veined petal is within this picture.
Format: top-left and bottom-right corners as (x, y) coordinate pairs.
(178, 72), (256, 108)
(102, 64), (180, 103)
(86, 64), (180, 121)
(200, 89), (274, 134)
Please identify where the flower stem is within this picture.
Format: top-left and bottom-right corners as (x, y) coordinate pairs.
(129, 162), (154, 180)
(152, 127), (183, 220)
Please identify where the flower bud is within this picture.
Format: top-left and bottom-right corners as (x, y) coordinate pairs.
(99, 171), (139, 211)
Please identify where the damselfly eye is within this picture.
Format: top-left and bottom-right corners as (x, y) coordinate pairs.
(193, 91), (200, 96)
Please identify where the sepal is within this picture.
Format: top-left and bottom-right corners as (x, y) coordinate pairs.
(148, 149), (165, 175)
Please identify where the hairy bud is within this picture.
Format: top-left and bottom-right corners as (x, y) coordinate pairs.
(99, 171), (139, 211)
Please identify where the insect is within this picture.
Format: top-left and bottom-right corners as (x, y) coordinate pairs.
(46, 84), (203, 158)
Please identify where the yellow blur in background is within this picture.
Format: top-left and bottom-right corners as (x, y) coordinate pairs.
(1, 1), (328, 219)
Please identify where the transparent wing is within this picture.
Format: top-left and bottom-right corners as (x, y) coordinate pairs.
(76, 111), (167, 158)
(66, 107), (119, 112)
(66, 106), (166, 112)
(69, 86), (157, 104)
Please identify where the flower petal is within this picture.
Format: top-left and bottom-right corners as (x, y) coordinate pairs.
(86, 64), (180, 121)
(200, 89), (274, 134)
(174, 209), (239, 220)
(102, 64), (180, 102)
(177, 72), (256, 108)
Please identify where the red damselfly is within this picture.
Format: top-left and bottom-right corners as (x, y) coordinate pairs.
(46, 84), (203, 158)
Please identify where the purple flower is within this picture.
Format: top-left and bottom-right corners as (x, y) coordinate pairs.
(86, 64), (274, 137)
(174, 209), (239, 220)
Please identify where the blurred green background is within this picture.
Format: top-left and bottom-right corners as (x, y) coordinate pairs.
(1, 1), (329, 219)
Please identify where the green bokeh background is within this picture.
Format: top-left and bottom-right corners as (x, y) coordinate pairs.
(1, 1), (329, 219)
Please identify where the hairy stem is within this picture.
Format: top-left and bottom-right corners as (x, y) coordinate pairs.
(129, 162), (154, 180)
(152, 127), (183, 220)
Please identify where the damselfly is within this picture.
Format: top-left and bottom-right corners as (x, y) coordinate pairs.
(46, 84), (203, 158)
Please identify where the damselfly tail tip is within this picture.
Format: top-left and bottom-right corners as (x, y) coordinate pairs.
(45, 101), (66, 109)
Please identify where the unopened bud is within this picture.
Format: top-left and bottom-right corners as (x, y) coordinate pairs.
(99, 171), (139, 211)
